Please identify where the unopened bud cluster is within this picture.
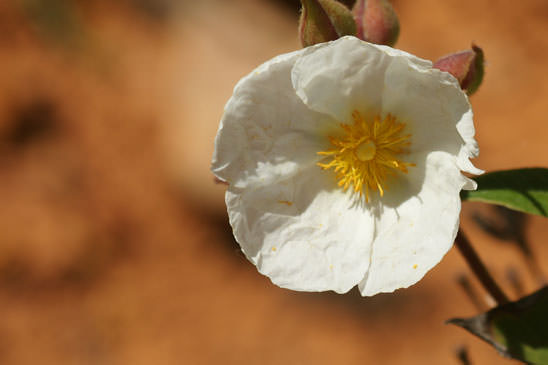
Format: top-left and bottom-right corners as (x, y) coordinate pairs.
(299, 0), (356, 47)
(299, 0), (398, 47)
(298, 0), (484, 95)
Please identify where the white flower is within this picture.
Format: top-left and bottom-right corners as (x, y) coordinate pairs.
(211, 36), (482, 296)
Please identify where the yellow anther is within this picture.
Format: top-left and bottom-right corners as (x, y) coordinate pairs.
(317, 111), (413, 201)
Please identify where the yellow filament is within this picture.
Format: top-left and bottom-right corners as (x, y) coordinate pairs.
(317, 111), (414, 201)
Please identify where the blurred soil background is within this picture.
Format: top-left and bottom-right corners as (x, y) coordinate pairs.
(0, 0), (547, 364)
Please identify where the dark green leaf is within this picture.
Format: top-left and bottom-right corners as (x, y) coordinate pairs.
(448, 286), (548, 364)
(461, 168), (548, 217)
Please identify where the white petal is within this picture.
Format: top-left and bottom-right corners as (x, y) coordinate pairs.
(212, 50), (336, 189)
(291, 36), (431, 123)
(456, 108), (484, 179)
(462, 176), (478, 190)
(213, 36), (482, 297)
(359, 151), (467, 296)
(227, 166), (375, 293)
(380, 56), (482, 178)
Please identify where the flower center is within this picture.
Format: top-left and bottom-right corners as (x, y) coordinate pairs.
(355, 140), (376, 161)
(317, 110), (414, 201)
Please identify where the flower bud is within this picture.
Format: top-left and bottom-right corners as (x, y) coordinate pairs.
(299, 0), (356, 47)
(352, 0), (399, 46)
(433, 45), (485, 95)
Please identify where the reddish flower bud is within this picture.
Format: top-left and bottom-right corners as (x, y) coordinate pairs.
(299, 0), (356, 48)
(352, 0), (399, 46)
(434, 45), (485, 95)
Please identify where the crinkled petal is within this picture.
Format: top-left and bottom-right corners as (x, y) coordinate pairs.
(291, 36), (431, 123)
(379, 53), (483, 179)
(212, 49), (336, 189)
(213, 36), (483, 296)
(359, 151), (467, 296)
(291, 36), (482, 182)
(227, 166), (375, 293)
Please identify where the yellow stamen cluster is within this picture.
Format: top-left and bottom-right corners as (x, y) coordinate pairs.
(317, 111), (414, 201)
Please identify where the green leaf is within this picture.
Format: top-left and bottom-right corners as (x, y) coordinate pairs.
(461, 168), (548, 217)
(448, 286), (548, 364)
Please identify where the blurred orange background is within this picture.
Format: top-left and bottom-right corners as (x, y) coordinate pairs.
(0, 0), (547, 364)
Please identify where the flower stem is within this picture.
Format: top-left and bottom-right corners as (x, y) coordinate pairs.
(455, 230), (510, 305)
